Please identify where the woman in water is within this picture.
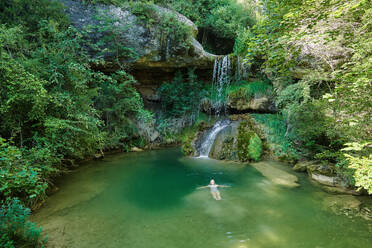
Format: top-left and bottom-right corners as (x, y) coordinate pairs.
(198, 179), (230, 200)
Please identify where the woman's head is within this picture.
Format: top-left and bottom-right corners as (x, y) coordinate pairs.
(210, 179), (215, 185)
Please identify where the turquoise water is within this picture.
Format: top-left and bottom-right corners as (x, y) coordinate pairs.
(33, 149), (372, 248)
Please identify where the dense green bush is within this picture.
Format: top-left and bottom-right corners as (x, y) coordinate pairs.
(159, 13), (192, 55)
(228, 81), (273, 101)
(251, 114), (298, 161)
(0, 139), (56, 207)
(342, 142), (372, 194)
(248, 133), (263, 162)
(0, 0), (151, 205)
(0, 198), (45, 248)
(237, 120), (263, 162)
(157, 69), (207, 119)
(237, 0), (372, 192)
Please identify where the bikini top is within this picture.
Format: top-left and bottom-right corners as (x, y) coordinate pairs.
(208, 184), (218, 190)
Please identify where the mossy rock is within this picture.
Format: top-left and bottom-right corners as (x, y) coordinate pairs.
(181, 140), (195, 156)
(237, 120), (263, 162)
(181, 121), (213, 156)
(217, 135), (236, 160)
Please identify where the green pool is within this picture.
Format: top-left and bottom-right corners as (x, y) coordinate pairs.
(32, 149), (372, 248)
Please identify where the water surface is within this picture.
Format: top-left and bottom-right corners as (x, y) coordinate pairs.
(33, 149), (372, 248)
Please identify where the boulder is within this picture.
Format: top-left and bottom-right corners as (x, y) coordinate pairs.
(131, 147), (143, 152)
(58, 0), (216, 71)
(209, 122), (240, 160)
(311, 173), (338, 187)
(292, 160), (317, 172)
(307, 163), (334, 176)
(228, 96), (276, 113)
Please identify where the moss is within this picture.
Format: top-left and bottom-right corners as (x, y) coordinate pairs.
(251, 114), (298, 162)
(248, 133), (263, 161)
(180, 119), (212, 156)
(218, 136), (236, 160)
(181, 130), (196, 156)
(237, 120), (263, 162)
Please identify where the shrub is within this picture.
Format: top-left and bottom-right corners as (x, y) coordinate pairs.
(158, 69), (207, 119)
(0, 138), (57, 207)
(248, 133), (263, 161)
(251, 114), (298, 160)
(342, 142), (372, 194)
(228, 81), (273, 101)
(237, 120), (263, 162)
(0, 198), (46, 248)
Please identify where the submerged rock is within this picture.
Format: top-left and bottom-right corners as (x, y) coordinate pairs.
(251, 161), (299, 188)
(322, 195), (362, 216)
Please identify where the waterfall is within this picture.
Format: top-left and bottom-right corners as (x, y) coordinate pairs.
(198, 120), (230, 158)
(236, 56), (241, 81)
(165, 37), (171, 60)
(211, 55), (231, 117)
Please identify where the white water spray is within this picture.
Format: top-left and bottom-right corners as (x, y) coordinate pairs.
(211, 55), (232, 117)
(165, 37), (171, 60)
(198, 120), (230, 158)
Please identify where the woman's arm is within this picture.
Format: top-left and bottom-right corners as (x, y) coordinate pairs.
(217, 185), (231, 188)
(197, 185), (209, 189)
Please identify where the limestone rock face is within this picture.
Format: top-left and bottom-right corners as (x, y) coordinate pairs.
(58, 0), (215, 71)
(188, 116), (264, 161)
(227, 96), (276, 113)
(311, 173), (338, 187)
(209, 122), (240, 161)
(292, 160), (361, 194)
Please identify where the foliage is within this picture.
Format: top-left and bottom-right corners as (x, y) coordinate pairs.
(93, 71), (151, 150)
(237, 120), (262, 162)
(157, 0), (255, 38)
(237, 0), (372, 191)
(88, 10), (138, 67)
(158, 69), (207, 119)
(342, 142), (372, 194)
(228, 81), (273, 101)
(251, 114), (298, 161)
(0, 198), (46, 248)
(0, 0), (68, 33)
(0, 138), (57, 207)
(158, 12), (192, 56)
(154, 0), (257, 53)
(248, 133), (263, 162)
(0, 0), (150, 206)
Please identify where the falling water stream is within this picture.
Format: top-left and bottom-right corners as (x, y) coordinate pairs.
(211, 55), (232, 117)
(198, 120), (230, 158)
